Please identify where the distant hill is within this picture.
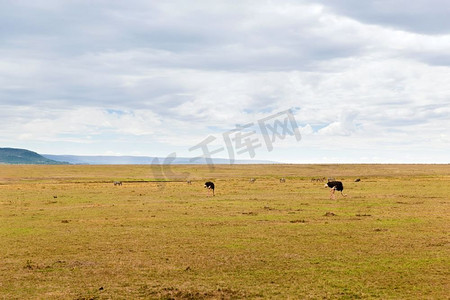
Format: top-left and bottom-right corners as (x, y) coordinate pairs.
(0, 148), (69, 165)
(43, 154), (276, 165)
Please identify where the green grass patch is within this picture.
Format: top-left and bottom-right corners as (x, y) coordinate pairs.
(0, 164), (449, 299)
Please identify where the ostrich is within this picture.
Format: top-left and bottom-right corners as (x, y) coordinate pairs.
(204, 181), (215, 196)
(324, 181), (347, 199)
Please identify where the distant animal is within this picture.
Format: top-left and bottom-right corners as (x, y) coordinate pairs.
(187, 180), (192, 184)
(324, 181), (347, 199)
(280, 178), (286, 183)
(327, 178), (335, 182)
(354, 178), (361, 182)
(249, 178), (256, 183)
(114, 181), (122, 186)
(204, 181), (215, 196)
(311, 177), (325, 182)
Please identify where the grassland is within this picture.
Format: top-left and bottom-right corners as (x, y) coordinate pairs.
(0, 164), (449, 299)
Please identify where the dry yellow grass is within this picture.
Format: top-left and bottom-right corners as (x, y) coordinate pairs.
(0, 164), (449, 299)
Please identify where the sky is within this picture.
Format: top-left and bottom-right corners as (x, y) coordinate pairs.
(1, 0), (449, 163)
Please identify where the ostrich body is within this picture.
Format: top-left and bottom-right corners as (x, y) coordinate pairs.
(204, 181), (215, 196)
(324, 181), (347, 199)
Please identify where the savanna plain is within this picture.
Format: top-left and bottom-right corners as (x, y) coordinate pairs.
(0, 164), (449, 299)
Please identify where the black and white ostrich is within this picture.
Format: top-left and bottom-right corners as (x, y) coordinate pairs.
(204, 181), (215, 196)
(324, 181), (347, 199)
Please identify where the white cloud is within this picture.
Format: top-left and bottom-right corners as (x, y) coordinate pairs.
(318, 111), (358, 136)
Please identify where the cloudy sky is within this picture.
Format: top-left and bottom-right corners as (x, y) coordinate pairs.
(1, 0), (449, 163)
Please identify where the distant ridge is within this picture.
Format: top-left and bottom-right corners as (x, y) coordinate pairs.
(0, 148), (69, 165)
(43, 154), (276, 165)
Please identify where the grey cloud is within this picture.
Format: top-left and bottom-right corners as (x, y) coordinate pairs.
(0, 0), (369, 118)
(316, 0), (450, 34)
(1, 1), (365, 70)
